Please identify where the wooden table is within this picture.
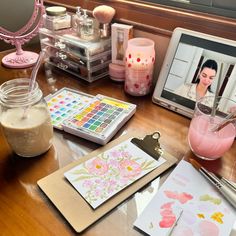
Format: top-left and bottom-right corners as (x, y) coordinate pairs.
(0, 48), (235, 235)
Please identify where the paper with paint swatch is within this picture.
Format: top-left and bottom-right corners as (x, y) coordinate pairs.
(134, 160), (236, 236)
(64, 139), (166, 209)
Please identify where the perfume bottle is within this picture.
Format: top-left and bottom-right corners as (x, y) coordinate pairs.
(78, 9), (100, 41)
(116, 30), (125, 60)
(71, 6), (83, 32)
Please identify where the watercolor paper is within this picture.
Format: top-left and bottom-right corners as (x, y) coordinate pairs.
(134, 160), (236, 236)
(64, 139), (166, 209)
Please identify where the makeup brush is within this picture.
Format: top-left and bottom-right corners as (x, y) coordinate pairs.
(190, 158), (236, 209)
(92, 5), (116, 38)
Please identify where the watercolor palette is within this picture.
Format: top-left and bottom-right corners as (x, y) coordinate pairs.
(45, 88), (93, 129)
(63, 94), (136, 145)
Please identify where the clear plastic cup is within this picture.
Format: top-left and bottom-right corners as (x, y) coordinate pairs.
(188, 96), (236, 160)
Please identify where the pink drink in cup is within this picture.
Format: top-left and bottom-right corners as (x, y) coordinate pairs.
(188, 115), (235, 160)
(188, 96), (236, 160)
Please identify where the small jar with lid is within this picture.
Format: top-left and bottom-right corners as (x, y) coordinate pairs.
(0, 78), (54, 157)
(43, 6), (71, 31)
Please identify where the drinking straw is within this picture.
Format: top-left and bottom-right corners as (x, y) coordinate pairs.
(211, 109), (236, 132)
(28, 50), (46, 93)
(209, 62), (236, 132)
(211, 63), (223, 117)
(22, 50), (46, 118)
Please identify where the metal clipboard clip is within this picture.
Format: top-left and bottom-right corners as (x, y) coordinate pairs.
(131, 132), (163, 160)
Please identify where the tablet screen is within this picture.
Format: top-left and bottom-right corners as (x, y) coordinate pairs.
(152, 27), (236, 117)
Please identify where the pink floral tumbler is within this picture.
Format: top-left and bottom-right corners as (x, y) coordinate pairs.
(125, 38), (155, 96)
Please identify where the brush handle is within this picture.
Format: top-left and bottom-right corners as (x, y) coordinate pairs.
(200, 168), (236, 208)
(220, 185), (236, 208)
(221, 177), (236, 192)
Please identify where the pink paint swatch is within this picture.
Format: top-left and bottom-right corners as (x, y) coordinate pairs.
(159, 202), (176, 228)
(198, 220), (219, 236)
(164, 190), (193, 204)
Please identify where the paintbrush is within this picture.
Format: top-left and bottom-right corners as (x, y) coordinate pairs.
(190, 159), (236, 209)
(211, 172), (236, 192)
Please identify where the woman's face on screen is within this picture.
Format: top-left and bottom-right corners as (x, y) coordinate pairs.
(199, 67), (217, 88)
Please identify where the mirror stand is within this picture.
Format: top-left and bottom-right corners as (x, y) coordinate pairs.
(0, 0), (44, 68)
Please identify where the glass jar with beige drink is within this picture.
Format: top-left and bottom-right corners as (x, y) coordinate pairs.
(0, 78), (53, 157)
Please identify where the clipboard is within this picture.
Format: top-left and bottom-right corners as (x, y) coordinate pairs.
(37, 132), (178, 233)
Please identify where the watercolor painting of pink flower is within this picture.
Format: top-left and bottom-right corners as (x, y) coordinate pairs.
(119, 159), (142, 178)
(110, 149), (132, 160)
(86, 157), (109, 175)
(64, 139), (161, 209)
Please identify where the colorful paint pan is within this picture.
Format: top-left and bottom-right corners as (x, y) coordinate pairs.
(63, 94), (137, 145)
(69, 101), (124, 134)
(45, 88), (94, 129)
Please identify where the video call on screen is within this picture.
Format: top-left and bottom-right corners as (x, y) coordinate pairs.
(161, 34), (236, 110)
